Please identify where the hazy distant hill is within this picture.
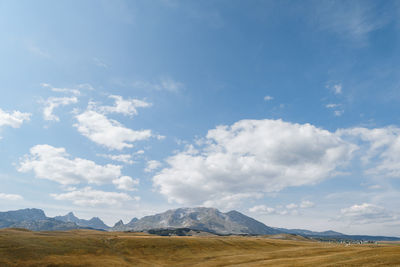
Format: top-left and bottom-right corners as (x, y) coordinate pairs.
(54, 212), (110, 230)
(111, 207), (280, 235)
(277, 228), (343, 237)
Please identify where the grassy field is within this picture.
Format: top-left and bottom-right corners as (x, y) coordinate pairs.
(0, 228), (400, 266)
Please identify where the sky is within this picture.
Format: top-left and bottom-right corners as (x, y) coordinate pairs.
(1, 0), (400, 236)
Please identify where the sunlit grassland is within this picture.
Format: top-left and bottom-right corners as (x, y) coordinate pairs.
(0, 228), (399, 266)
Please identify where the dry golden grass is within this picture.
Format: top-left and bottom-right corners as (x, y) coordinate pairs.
(0, 228), (399, 266)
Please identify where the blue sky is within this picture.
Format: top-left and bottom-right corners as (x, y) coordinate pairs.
(1, 0), (400, 236)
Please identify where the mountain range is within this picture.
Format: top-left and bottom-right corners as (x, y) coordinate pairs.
(0, 208), (82, 231)
(54, 212), (110, 230)
(1, 207), (399, 241)
(111, 207), (280, 235)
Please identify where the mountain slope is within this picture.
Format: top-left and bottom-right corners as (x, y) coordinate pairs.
(54, 212), (109, 230)
(226, 210), (281, 235)
(277, 228), (343, 236)
(111, 207), (280, 235)
(0, 208), (82, 231)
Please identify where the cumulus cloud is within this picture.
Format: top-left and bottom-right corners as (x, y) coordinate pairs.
(326, 103), (340, 108)
(338, 126), (400, 178)
(113, 176), (139, 191)
(264, 95), (274, 101)
(74, 110), (152, 150)
(0, 108), (31, 129)
(249, 205), (275, 214)
(204, 193), (261, 210)
(98, 154), (135, 164)
(0, 193), (23, 201)
(250, 200), (314, 216)
(42, 96), (78, 121)
(300, 200), (315, 208)
(145, 160), (162, 173)
(18, 144), (133, 186)
(286, 203), (298, 209)
(51, 187), (132, 206)
(99, 95), (151, 116)
(340, 203), (397, 224)
(153, 119), (356, 206)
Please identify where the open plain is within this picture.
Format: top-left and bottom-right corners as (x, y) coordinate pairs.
(0, 229), (400, 266)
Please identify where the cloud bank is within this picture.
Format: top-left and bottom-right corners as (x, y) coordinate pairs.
(153, 119), (356, 206)
(51, 187), (132, 206)
(18, 144), (133, 187)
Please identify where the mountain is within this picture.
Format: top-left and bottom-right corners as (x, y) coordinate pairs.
(111, 207), (280, 235)
(2, 207), (400, 241)
(0, 208), (82, 231)
(276, 228), (400, 242)
(54, 212), (109, 230)
(0, 208), (46, 222)
(112, 217), (138, 231)
(277, 228), (343, 237)
(110, 207), (400, 241)
(225, 210), (280, 235)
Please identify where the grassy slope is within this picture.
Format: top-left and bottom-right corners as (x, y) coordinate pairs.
(0, 228), (399, 266)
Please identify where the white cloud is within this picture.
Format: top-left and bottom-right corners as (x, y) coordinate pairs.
(113, 176), (139, 191)
(250, 200), (316, 217)
(326, 103), (340, 108)
(42, 96), (78, 121)
(74, 110), (152, 150)
(325, 103), (343, 117)
(249, 205), (275, 214)
(334, 84), (342, 94)
(51, 187), (132, 206)
(338, 126), (400, 178)
(0, 108), (31, 128)
(204, 193), (261, 210)
(145, 160), (162, 173)
(368, 184), (382, 190)
(286, 203), (298, 209)
(327, 83), (342, 95)
(41, 83), (82, 96)
(340, 203), (397, 224)
(334, 110), (344, 117)
(0, 193), (23, 201)
(131, 77), (184, 92)
(153, 119), (356, 206)
(99, 95), (151, 116)
(264, 95), (274, 101)
(98, 154), (135, 165)
(250, 200), (314, 216)
(300, 200), (315, 208)
(18, 144), (132, 186)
